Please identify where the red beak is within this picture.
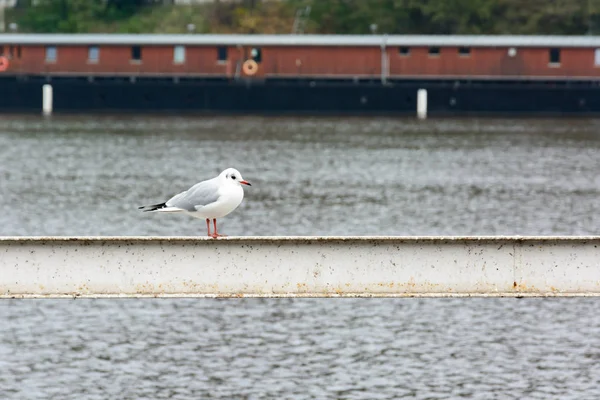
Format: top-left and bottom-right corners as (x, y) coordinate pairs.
(240, 180), (251, 186)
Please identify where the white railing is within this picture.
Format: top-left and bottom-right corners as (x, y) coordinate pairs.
(2, 236), (600, 298)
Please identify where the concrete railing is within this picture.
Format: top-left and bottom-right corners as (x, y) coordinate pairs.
(1, 236), (600, 298)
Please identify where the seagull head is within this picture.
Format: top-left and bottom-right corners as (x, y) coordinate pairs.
(221, 168), (251, 187)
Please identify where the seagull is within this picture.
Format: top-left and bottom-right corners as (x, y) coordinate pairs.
(139, 167), (251, 238)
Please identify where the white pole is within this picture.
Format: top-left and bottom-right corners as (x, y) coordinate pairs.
(42, 84), (53, 116)
(417, 88), (427, 119)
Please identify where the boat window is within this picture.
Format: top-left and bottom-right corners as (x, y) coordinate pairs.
(549, 48), (560, 65)
(250, 47), (262, 63)
(88, 46), (99, 62)
(131, 45), (142, 62)
(459, 47), (471, 56)
(217, 46), (227, 62)
(45, 46), (57, 62)
(173, 45), (185, 64)
(428, 47), (440, 56)
(399, 47), (410, 56)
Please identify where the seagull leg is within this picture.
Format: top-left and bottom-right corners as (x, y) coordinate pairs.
(212, 218), (226, 238)
(206, 218), (212, 238)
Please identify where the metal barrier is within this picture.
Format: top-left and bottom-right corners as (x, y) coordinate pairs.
(1, 236), (599, 298)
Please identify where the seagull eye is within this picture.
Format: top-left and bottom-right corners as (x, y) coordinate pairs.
(231, 175), (236, 180)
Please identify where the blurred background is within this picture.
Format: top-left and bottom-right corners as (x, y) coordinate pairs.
(1, 1), (600, 400)
(1, 0), (600, 35)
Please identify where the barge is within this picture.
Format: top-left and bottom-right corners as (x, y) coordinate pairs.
(1, 34), (600, 115)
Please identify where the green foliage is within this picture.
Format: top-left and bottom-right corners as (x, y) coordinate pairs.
(492, 0), (591, 34)
(6, 0), (600, 35)
(12, 0), (168, 33)
(411, 0), (495, 34)
(16, 0), (102, 33)
(295, 0), (600, 34)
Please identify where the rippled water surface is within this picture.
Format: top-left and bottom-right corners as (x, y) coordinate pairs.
(1, 115), (600, 399)
(2, 115), (600, 236)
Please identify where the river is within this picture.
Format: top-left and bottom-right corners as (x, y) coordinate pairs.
(1, 115), (599, 399)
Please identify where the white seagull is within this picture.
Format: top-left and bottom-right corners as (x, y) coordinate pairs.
(139, 167), (251, 238)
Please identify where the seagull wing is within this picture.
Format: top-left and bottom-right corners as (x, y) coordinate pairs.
(166, 178), (221, 212)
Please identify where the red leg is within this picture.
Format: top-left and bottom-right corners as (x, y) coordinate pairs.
(205, 218), (212, 237)
(212, 218), (226, 238)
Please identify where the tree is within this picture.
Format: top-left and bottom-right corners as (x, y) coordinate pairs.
(18, 0), (105, 33)
(104, 0), (156, 20)
(493, 0), (588, 34)
(408, 0), (495, 34)
(16, 0), (161, 32)
(294, 0), (496, 34)
(10, 0), (598, 34)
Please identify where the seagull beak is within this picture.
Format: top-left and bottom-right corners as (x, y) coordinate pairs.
(240, 180), (251, 186)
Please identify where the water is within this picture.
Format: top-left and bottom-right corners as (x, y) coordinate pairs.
(1, 116), (600, 399)
(2, 298), (600, 399)
(2, 116), (600, 236)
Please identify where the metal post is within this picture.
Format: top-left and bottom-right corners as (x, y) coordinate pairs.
(417, 89), (427, 119)
(42, 84), (53, 116)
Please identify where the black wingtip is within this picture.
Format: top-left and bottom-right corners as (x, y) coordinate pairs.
(138, 202), (167, 212)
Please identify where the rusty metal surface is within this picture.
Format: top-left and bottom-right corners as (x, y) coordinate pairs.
(1, 236), (600, 298)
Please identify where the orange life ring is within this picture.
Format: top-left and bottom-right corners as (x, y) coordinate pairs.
(242, 59), (258, 76)
(0, 56), (8, 72)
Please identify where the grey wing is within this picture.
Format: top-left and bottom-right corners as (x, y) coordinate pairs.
(165, 179), (221, 211)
